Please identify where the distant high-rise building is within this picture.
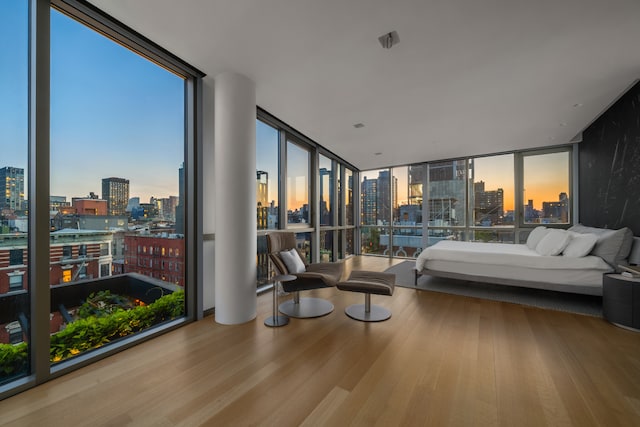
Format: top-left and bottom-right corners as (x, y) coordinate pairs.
(0, 167), (25, 212)
(376, 170), (394, 224)
(101, 177), (129, 216)
(361, 176), (377, 225)
(542, 192), (569, 223)
(473, 181), (504, 225)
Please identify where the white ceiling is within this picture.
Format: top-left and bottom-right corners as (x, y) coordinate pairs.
(89, 0), (640, 170)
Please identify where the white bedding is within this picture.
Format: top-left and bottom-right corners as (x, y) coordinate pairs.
(416, 240), (612, 272)
(415, 240), (613, 293)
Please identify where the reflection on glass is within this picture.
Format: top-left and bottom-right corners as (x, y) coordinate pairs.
(470, 154), (514, 227)
(256, 235), (270, 287)
(286, 142), (310, 226)
(294, 232), (311, 263)
(48, 9), (185, 365)
(523, 151), (570, 224)
(0, 0), (29, 386)
(256, 120), (279, 230)
(320, 230), (333, 262)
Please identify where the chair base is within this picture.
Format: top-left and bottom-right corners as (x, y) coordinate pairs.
(264, 315), (289, 327)
(279, 297), (334, 318)
(345, 304), (391, 322)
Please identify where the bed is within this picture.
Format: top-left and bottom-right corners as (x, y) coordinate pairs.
(414, 225), (638, 296)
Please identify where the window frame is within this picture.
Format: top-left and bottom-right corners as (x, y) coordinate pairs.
(1, 0), (204, 400)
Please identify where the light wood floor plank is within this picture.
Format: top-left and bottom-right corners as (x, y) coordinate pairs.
(1, 256), (639, 426)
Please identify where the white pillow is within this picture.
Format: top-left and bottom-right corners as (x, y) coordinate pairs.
(526, 226), (549, 250)
(535, 229), (571, 256)
(562, 232), (598, 258)
(280, 249), (306, 273)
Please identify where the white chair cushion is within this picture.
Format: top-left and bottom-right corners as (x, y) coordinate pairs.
(280, 248), (306, 273)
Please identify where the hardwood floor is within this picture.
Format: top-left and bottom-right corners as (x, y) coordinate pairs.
(1, 256), (640, 426)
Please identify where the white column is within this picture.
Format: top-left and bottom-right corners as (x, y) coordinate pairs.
(214, 72), (257, 324)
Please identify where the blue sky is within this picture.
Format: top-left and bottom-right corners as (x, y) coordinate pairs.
(1, 3), (184, 203)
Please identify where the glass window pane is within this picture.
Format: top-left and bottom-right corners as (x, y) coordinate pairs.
(294, 232), (311, 263)
(427, 160), (467, 227)
(470, 154), (514, 227)
(391, 166), (422, 258)
(319, 155), (333, 226)
(360, 169), (391, 226)
(256, 235), (270, 287)
(345, 228), (354, 256)
(256, 120), (279, 230)
(361, 226), (389, 255)
(523, 151), (570, 224)
(345, 168), (354, 226)
(286, 141), (310, 226)
(392, 166), (408, 224)
(49, 9), (186, 364)
(0, 0), (30, 387)
(320, 230), (333, 262)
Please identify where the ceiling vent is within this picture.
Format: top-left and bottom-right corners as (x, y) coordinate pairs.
(378, 31), (400, 49)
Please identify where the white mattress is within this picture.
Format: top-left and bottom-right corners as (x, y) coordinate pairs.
(415, 240), (613, 291)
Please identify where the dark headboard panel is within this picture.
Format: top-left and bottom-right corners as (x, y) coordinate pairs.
(579, 81), (640, 236)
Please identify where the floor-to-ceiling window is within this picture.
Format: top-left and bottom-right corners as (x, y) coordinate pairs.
(358, 146), (573, 259)
(256, 119), (279, 286)
(360, 168), (391, 255)
(343, 167), (355, 257)
(255, 112), (355, 284)
(319, 154), (333, 261)
(522, 150), (571, 225)
(469, 154), (515, 242)
(427, 160), (468, 243)
(47, 7), (187, 364)
(390, 165), (424, 258)
(1, 0), (201, 399)
(0, 0), (30, 388)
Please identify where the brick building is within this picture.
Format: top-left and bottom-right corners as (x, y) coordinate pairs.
(0, 230), (114, 294)
(124, 233), (185, 287)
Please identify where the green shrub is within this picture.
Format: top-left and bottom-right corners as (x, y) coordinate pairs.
(1, 290), (184, 381)
(0, 342), (28, 377)
(77, 290), (133, 318)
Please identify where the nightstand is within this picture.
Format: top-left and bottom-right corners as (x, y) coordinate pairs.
(603, 273), (640, 332)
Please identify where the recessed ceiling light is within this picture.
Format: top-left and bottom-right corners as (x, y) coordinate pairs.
(353, 123), (365, 128)
(573, 103), (583, 108)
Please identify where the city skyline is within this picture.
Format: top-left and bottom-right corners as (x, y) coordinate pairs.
(1, 4), (184, 204)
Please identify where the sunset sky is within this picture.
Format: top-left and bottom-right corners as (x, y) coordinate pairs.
(1, 5), (184, 204)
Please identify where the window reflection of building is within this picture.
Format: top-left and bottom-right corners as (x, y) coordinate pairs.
(256, 170), (269, 230)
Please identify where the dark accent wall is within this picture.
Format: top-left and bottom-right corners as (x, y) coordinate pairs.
(579, 81), (640, 236)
